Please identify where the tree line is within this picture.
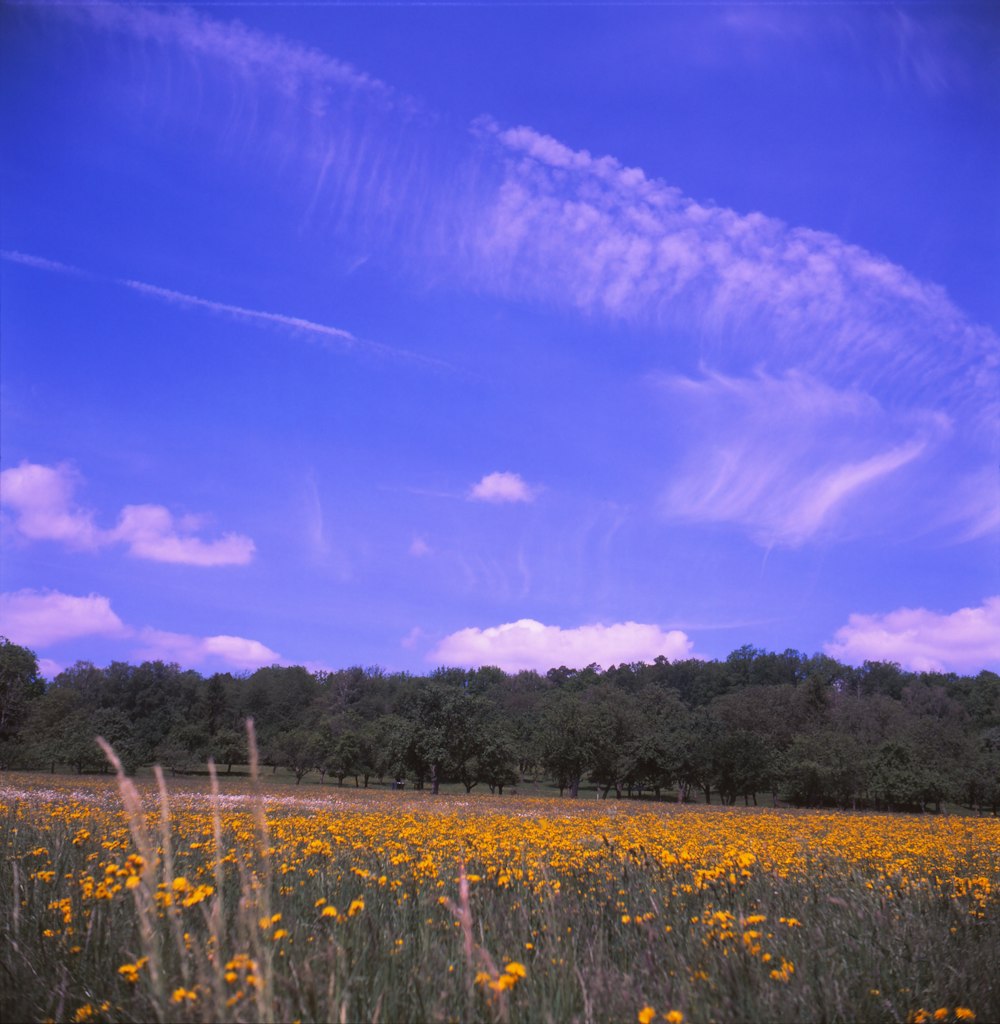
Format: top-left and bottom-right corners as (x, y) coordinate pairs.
(1, 637), (998, 813)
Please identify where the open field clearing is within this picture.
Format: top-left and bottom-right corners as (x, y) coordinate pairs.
(2, 769), (997, 1023)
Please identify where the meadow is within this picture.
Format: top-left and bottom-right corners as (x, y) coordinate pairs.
(1, 746), (997, 1024)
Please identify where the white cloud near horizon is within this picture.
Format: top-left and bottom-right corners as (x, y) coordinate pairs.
(430, 618), (697, 673)
(657, 371), (945, 546)
(0, 461), (255, 567)
(133, 628), (281, 670)
(825, 597), (1000, 673)
(0, 587), (281, 671)
(468, 471), (536, 504)
(0, 589), (127, 647)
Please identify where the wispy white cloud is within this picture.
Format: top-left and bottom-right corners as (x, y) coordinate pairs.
(400, 626), (425, 650)
(430, 618), (697, 673)
(409, 536), (431, 557)
(0, 461), (254, 566)
(719, 6), (984, 96)
(29, 6), (996, 432)
(0, 589), (127, 647)
(469, 471), (536, 504)
(69, 1), (402, 110)
(467, 122), (998, 438)
(30, 7), (996, 432)
(825, 597), (1000, 673)
(658, 371), (944, 546)
(931, 467), (1000, 542)
(21, 4), (999, 553)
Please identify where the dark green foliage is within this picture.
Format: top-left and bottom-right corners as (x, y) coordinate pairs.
(5, 642), (998, 812)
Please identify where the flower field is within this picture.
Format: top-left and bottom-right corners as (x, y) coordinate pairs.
(2, 763), (998, 1023)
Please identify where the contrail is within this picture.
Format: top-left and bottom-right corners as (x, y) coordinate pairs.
(2, 249), (449, 370)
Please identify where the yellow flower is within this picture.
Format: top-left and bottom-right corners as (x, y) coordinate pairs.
(505, 961), (527, 978)
(321, 905), (339, 918)
(171, 876), (189, 892)
(181, 884), (214, 908)
(664, 1012), (684, 1024)
(934, 1011), (949, 1021)
(348, 898), (365, 917)
(638, 1006), (656, 1024)
(955, 1012), (975, 1022)
(272, 928), (289, 940)
(171, 987), (197, 1004)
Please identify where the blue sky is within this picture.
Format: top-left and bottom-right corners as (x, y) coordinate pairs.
(1, 1), (998, 678)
